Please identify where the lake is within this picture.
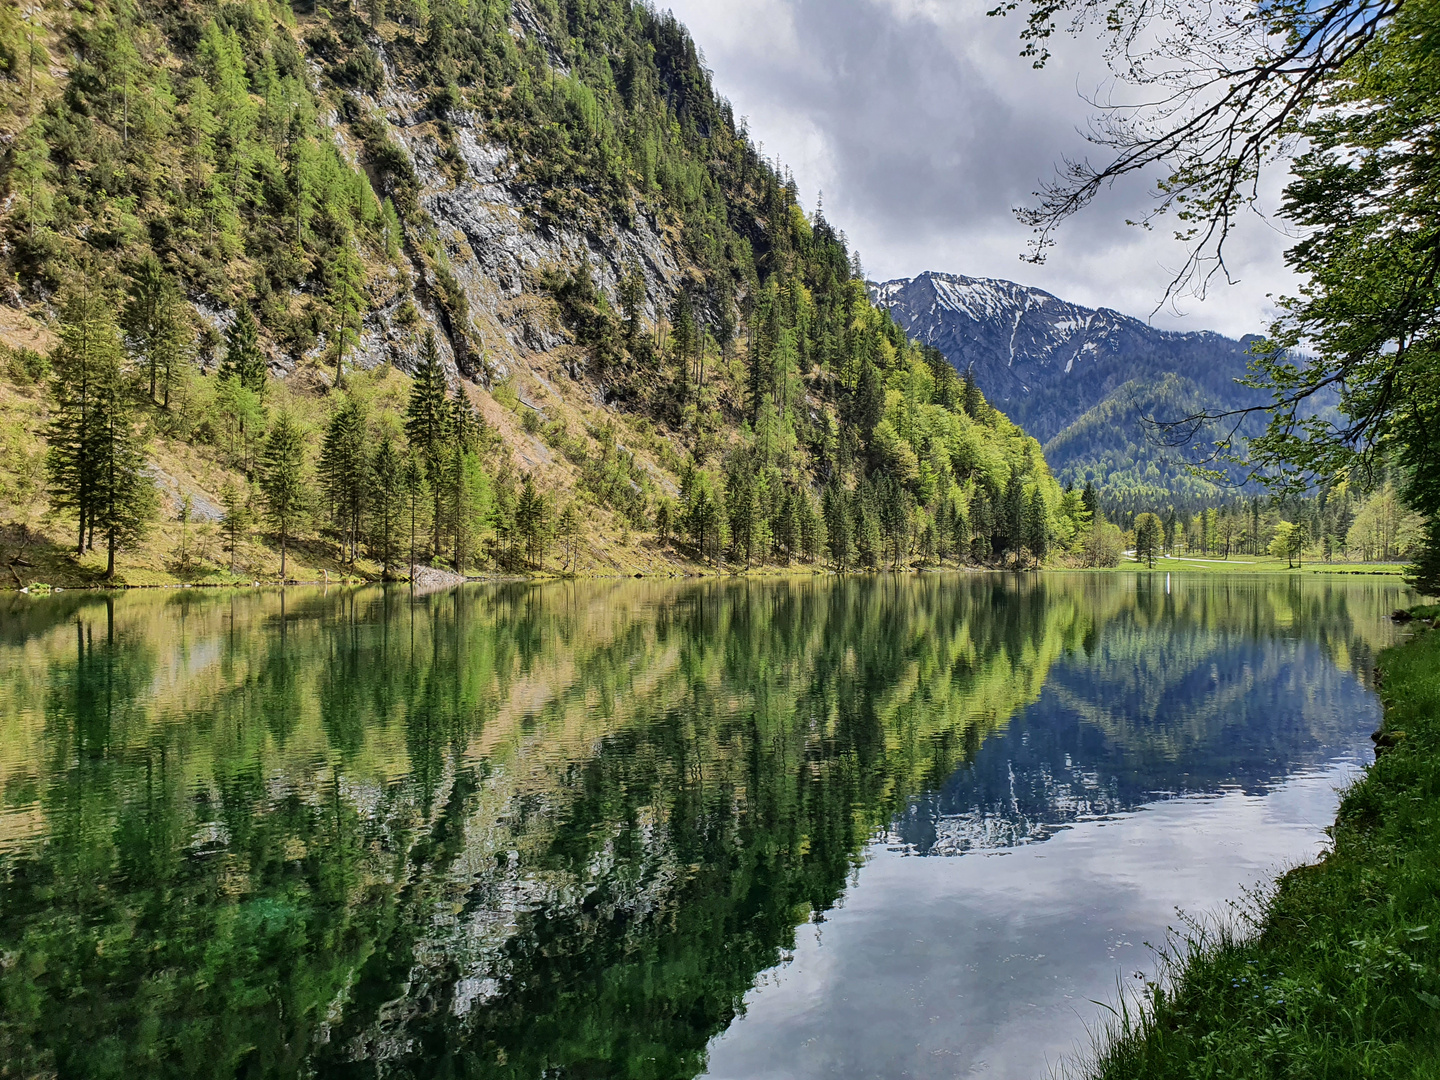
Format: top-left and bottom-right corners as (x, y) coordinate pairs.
(0, 572), (1412, 1078)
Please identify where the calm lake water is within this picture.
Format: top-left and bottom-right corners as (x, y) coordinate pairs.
(0, 573), (1412, 1079)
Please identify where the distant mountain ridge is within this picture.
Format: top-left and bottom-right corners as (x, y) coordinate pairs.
(869, 272), (1269, 500)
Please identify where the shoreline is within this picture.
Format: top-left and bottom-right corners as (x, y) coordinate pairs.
(1080, 608), (1440, 1078)
(3, 560), (1411, 593)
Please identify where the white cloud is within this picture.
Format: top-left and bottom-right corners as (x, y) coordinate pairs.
(663, 0), (1300, 338)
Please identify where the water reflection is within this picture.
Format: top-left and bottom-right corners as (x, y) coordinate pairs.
(0, 573), (1409, 1078)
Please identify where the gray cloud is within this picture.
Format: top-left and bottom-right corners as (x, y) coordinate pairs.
(664, 0), (1298, 339)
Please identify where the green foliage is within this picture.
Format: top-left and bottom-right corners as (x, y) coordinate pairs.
(45, 280), (158, 573)
(259, 411), (308, 577)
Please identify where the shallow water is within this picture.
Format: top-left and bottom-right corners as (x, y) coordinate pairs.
(0, 573), (1411, 1078)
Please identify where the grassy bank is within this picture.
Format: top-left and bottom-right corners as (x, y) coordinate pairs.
(1084, 616), (1440, 1079)
(1099, 554), (1407, 576)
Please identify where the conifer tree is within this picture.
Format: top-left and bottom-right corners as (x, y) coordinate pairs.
(823, 484), (852, 571)
(220, 307), (267, 394)
(406, 332), (450, 559)
(327, 240), (365, 387)
(853, 360), (885, 436)
(1001, 470), (1027, 554)
(1023, 487), (1049, 564)
(962, 366), (984, 420)
(259, 412), (308, 580)
(970, 486), (994, 561)
(402, 452), (426, 573)
(1134, 512), (1162, 568)
(369, 432), (404, 577)
(556, 501), (582, 572)
(90, 364), (158, 578)
(125, 255), (192, 407)
(515, 474), (550, 569)
(220, 481), (252, 574)
(45, 282), (155, 568)
(46, 286), (119, 554)
(950, 496), (972, 564)
(320, 395), (369, 563)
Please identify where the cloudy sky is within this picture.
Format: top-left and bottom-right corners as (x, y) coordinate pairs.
(663, 0), (1299, 339)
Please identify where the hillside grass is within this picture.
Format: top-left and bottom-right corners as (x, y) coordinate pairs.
(1080, 615), (1440, 1080)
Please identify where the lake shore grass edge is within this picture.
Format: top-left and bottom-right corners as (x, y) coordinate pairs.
(1080, 611), (1440, 1080)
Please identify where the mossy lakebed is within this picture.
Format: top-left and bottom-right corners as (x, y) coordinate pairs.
(1084, 612), (1440, 1079)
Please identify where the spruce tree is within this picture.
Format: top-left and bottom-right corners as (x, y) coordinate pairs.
(220, 481), (252, 574)
(556, 501), (582, 572)
(406, 331), (450, 559)
(259, 412), (308, 580)
(319, 395), (369, 563)
(515, 474), (550, 569)
(90, 364), (158, 578)
(1023, 487), (1049, 564)
(962, 366), (984, 419)
(220, 307), (266, 394)
(46, 284), (122, 555)
(402, 452), (426, 573)
(970, 486), (994, 562)
(369, 432), (404, 577)
(125, 255), (192, 407)
(1001, 471), (1027, 554)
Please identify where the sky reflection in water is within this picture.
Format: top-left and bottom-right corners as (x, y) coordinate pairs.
(0, 573), (1411, 1079)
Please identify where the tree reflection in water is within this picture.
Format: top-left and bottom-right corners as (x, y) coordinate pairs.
(0, 574), (1408, 1078)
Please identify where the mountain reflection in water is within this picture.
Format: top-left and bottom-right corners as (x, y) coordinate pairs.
(0, 573), (1409, 1079)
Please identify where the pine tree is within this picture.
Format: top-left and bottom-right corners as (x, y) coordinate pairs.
(515, 474), (550, 569)
(259, 412), (308, 580)
(369, 432), (404, 577)
(1001, 470), (1027, 554)
(125, 255), (192, 407)
(406, 332), (450, 559)
(220, 307), (266, 394)
(319, 395), (369, 563)
(220, 481), (252, 574)
(1023, 488), (1049, 564)
(89, 362), (158, 578)
(46, 286), (118, 554)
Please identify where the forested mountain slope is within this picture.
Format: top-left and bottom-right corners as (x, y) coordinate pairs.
(870, 272), (1272, 502)
(0, 0), (1083, 585)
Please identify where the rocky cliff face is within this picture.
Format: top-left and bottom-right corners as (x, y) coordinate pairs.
(349, 8), (687, 386)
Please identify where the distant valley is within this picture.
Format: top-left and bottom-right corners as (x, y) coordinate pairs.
(870, 272), (1270, 502)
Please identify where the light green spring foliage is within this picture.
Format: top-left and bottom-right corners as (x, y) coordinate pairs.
(1, 0), (1079, 574)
